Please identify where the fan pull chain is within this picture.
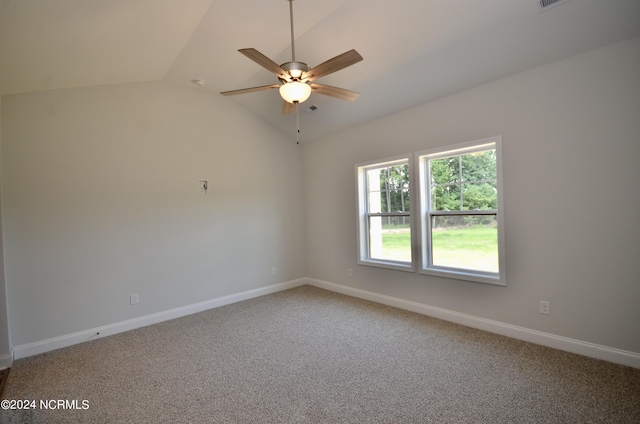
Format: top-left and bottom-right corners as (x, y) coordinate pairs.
(295, 102), (300, 144)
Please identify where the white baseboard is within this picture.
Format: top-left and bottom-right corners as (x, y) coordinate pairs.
(12, 278), (307, 360)
(11, 277), (640, 370)
(307, 278), (640, 370)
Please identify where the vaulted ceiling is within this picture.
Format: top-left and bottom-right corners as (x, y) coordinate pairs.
(1, 0), (639, 141)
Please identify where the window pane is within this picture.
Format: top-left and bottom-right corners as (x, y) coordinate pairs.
(387, 166), (402, 188)
(366, 171), (382, 213)
(461, 150), (496, 182)
(367, 167), (386, 191)
(388, 189), (410, 212)
(431, 185), (461, 211)
(430, 157), (459, 185)
(431, 215), (498, 273)
(368, 190), (383, 213)
(462, 182), (497, 210)
(369, 215), (411, 262)
(367, 163), (410, 213)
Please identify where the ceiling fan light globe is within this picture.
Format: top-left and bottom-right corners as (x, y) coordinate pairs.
(280, 82), (311, 104)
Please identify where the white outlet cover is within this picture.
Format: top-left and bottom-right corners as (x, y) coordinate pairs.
(539, 301), (550, 314)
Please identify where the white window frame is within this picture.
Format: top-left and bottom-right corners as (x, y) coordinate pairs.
(416, 136), (506, 285)
(356, 154), (416, 272)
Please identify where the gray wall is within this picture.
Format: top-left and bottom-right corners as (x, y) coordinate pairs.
(303, 37), (640, 355)
(1, 37), (639, 363)
(2, 81), (306, 348)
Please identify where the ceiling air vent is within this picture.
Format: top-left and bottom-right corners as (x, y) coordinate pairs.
(539, 0), (571, 10)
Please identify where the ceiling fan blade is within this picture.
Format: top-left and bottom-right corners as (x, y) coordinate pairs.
(239, 48), (291, 81)
(310, 83), (360, 101)
(303, 49), (363, 82)
(282, 100), (297, 114)
(220, 84), (280, 96)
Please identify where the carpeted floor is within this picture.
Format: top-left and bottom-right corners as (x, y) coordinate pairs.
(1, 285), (639, 423)
(0, 368), (8, 398)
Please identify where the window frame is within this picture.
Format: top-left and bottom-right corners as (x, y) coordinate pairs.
(355, 154), (416, 272)
(416, 136), (506, 285)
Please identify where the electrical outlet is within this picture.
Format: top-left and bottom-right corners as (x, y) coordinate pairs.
(130, 294), (139, 305)
(539, 300), (550, 315)
(347, 268), (353, 277)
(271, 267), (276, 275)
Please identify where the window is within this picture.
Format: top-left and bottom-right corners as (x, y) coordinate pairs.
(356, 155), (414, 271)
(417, 137), (505, 285)
(355, 137), (505, 285)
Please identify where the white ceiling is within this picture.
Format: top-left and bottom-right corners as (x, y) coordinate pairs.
(2, 0), (639, 142)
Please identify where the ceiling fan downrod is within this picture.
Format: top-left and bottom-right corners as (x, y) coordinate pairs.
(281, 0), (308, 81)
(289, 0), (296, 62)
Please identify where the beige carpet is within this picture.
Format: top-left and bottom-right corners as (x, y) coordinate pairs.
(2, 285), (639, 423)
(0, 368), (8, 398)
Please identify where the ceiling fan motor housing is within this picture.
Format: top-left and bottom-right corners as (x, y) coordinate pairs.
(280, 61), (309, 81)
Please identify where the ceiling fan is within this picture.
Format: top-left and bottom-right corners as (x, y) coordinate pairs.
(220, 0), (363, 140)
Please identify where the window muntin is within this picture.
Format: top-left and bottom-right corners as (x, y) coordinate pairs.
(356, 157), (414, 271)
(419, 137), (505, 285)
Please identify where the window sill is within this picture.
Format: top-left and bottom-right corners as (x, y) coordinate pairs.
(357, 258), (416, 273)
(419, 267), (505, 286)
